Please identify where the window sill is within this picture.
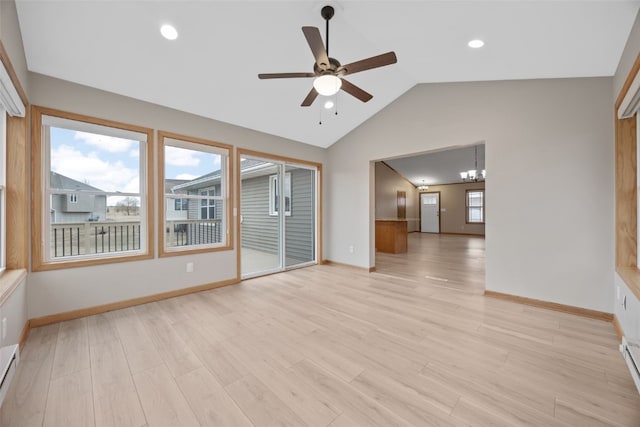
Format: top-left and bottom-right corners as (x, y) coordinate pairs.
(617, 266), (640, 302)
(0, 269), (26, 306)
(33, 252), (153, 272)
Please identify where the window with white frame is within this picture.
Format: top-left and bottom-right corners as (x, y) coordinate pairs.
(269, 172), (291, 216)
(160, 133), (230, 254)
(466, 189), (485, 224)
(32, 108), (153, 269)
(174, 198), (188, 211)
(200, 189), (217, 219)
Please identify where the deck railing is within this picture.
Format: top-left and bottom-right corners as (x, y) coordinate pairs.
(165, 219), (222, 247)
(50, 219), (223, 258)
(50, 221), (141, 258)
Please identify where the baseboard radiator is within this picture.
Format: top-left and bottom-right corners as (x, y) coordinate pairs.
(0, 344), (18, 407)
(621, 337), (640, 394)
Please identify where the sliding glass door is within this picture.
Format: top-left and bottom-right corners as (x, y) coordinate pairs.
(240, 154), (318, 278)
(285, 164), (316, 268)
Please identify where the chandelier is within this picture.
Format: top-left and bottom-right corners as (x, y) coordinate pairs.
(417, 180), (429, 191)
(460, 145), (486, 182)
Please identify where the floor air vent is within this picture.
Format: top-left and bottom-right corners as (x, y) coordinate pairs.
(621, 337), (640, 394)
(0, 344), (18, 407)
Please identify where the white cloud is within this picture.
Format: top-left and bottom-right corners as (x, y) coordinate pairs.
(165, 146), (201, 167)
(51, 144), (138, 193)
(175, 173), (198, 180)
(74, 131), (136, 153)
(129, 149), (139, 158)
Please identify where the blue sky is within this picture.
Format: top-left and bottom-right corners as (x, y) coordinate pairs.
(50, 127), (221, 194)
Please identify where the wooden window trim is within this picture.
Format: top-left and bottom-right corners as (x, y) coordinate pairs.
(465, 189), (485, 224)
(158, 131), (234, 258)
(615, 51), (640, 301)
(31, 106), (155, 271)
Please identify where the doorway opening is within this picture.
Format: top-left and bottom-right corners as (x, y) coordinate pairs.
(373, 143), (486, 293)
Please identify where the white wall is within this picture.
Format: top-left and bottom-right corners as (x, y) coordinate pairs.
(0, 0), (29, 98)
(614, 10), (640, 101)
(327, 77), (614, 312)
(0, 277), (26, 347)
(27, 73), (326, 319)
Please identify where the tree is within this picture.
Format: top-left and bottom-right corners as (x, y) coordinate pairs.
(117, 197), (139, 216)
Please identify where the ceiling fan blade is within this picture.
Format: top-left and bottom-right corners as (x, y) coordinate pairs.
(340, 51), (397, 76)
(301, 87), (319, 107)
(302, 26), (330, 70)
(340, 78), (373, 103)
(258, 72), (316, 79)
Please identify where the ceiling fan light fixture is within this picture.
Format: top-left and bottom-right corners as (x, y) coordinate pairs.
(160, 24), (178, 40)
(468, 39), (484, 48)
(313, 75), (342, 96)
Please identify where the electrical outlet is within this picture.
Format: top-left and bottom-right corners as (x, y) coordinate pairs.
(186, 262), (194, 273)
(348, 245), (354, 254)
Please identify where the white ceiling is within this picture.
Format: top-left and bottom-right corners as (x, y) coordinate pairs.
(15, 1), (639, 148)
(385, 144), (485, 186)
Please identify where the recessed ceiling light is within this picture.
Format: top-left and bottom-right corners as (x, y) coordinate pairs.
(160, 24), (178, 40)
(324, 100), (334, 109)
(468, 39), (484, 48)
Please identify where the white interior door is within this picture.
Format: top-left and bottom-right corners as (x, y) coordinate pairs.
(421, 193), (440, 233)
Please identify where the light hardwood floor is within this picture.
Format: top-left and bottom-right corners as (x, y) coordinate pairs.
(2, 233), (639, 426)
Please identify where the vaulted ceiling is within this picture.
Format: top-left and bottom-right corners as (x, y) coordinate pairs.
(15, 1), (639, 148)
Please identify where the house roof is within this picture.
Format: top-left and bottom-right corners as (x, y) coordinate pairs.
(172, 158), (274, 191)
(50, 171), (103, 192)
(15, 1), (639, 148)
(164, 179), (189, 194)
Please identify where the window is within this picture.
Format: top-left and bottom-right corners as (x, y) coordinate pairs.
(32, 107), (154, 270)
(174, 198), (188, 211)
(269, 172), (291, 216)
(466, 190), (485, 224)
(200, 189), (216, 219)
(159, 132), (232, 256)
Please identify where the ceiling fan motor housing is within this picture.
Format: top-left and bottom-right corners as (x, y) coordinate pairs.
(314, 57), (342, 74)
(321, 5), (335, 21)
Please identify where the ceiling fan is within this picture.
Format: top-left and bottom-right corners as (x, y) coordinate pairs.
(258, 5), (397, 107)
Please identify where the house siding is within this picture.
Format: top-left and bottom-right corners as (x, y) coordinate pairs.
(51, 194), (107, 223)
(241, 175), (278, 255)
(285, 168), (315, 264)
(241, 168), (315, 262)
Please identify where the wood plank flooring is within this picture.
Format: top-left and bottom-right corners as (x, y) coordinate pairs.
(2, 233), (639, 426)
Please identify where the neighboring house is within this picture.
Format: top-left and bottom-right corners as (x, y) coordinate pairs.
(170, 159), (314, 262)
(49, 171), (107, 223)
(164, 178), (189, 221)
(170, 169), (226, 244)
